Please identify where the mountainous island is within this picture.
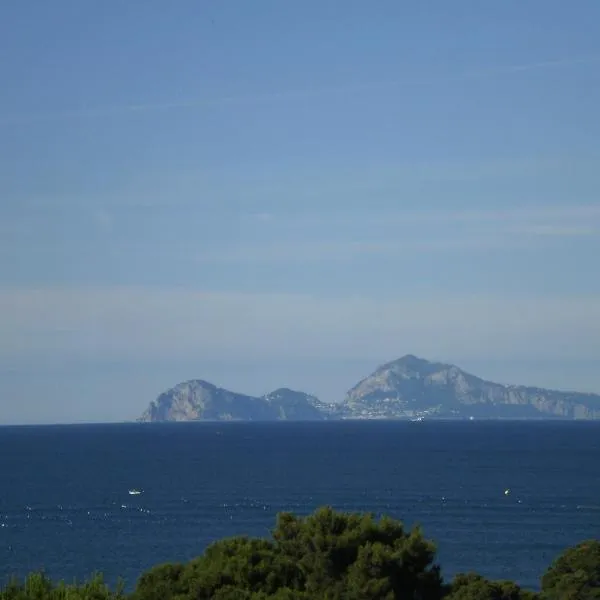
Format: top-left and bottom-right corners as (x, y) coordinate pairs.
(138, 354), (600, 422)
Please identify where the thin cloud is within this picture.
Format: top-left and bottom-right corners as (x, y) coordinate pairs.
(3, 201), (596, 266)
(2, 286), (600, 364)
(194, 236), (533, 264)
(1, 55), (599, 125)
(297, 204), (600, 227)
(8, 154), (595, 212)
(510, 224), (599, 237)
(211, 205), (600, 263)
(432, 205), (600, 223)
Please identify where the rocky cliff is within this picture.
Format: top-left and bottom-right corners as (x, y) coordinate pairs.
(138, 381), (329, 422)
(139, 355), (600, 422)
(338, 355), (600, 420)
(262, 388), (331, 420)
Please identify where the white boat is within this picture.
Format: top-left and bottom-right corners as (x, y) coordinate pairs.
(128, 489), (142, 496)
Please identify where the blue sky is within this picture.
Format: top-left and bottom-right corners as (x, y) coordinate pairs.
(1, 1), (600, 423)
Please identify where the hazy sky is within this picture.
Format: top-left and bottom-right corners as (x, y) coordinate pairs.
(1, 1), (600, 424)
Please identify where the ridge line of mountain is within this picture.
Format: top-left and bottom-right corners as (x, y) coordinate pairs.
(138, 354), (600, 422)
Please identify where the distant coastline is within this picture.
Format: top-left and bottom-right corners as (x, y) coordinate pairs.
(139, 354), (600, 423)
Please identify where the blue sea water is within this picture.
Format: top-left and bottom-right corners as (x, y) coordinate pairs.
(0, 421), (599, 591)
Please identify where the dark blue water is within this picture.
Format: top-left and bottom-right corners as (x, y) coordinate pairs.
(0, 421), (599, 591)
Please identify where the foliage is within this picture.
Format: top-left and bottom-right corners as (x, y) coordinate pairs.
(0, 508), (598, 600)
(541, 539), (600, 600)
(132, 506), (443, 599)
(0, 572), (123, 600)
(446, 573), (539, 600)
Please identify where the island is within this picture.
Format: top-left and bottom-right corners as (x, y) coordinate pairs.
(138, 354), (600, 422)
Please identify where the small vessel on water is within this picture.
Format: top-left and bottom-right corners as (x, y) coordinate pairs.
(128, 489), (142, 496)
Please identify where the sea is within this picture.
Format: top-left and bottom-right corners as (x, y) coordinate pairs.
(0, 420), (599, 592)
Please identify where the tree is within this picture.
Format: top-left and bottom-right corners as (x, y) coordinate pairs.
(0, 572), (122, 600)
(541, 539), (600, 600)
(2, 509), (597, 600)
(132, 506), (444, 600)
(446, 572), (539, 600)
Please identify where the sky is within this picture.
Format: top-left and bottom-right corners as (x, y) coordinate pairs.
(1, 1), (600, 424)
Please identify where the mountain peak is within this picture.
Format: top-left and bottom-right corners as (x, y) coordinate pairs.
(265, 387), (302, 397)
(177, 379), (218, 391)
(376, 354), (449, 376)
(393, 354), (433, 367)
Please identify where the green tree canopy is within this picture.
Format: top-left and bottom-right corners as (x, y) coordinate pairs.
(541, 539), (600, 600)
(1, 508), (598, 600)
(446, 572), (539, 600)
(0, 572), (122, 600)
(133, 506), (444, 600)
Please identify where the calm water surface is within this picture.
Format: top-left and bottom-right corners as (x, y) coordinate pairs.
(0, 421), (599, 591)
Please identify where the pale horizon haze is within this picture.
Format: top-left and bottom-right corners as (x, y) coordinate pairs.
(1, 1), (600, 424)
